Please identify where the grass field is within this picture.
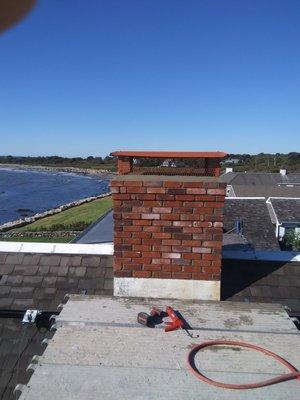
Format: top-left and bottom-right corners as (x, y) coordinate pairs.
(13, 196), (113, 232)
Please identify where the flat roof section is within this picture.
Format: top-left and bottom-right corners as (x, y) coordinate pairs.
(18, 296), (300, 400)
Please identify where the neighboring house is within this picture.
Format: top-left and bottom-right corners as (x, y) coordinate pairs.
(227, 184), (300, 198)
(267, 198), (300, 242)
(223, 198), (280, 250)
(222, 157), (241, 164)
(220, 171), (300, 186)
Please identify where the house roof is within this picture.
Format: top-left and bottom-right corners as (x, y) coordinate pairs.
(220, 172), (300, 186)
(269, 198), (300, 223)
(232, 185), (300, 198)
(0, 251), (113, 399)
(224, 198), (280, 250)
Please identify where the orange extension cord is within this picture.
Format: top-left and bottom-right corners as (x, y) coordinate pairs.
(187, 339), (300, 390)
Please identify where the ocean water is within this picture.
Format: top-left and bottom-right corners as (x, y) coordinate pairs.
(0, 168), (110, 225)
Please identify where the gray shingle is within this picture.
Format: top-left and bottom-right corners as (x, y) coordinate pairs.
(224, 198), (279, 250)
(270, 198), (300, 223)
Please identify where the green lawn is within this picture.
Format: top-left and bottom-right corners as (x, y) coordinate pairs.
(0, 236), (72, 243)
(13, 196), (113, 232)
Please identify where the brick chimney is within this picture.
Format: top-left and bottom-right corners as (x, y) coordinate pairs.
(110, 151), (227, 300)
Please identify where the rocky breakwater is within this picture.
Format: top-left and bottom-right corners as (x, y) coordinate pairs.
(0, 192), (111, 232)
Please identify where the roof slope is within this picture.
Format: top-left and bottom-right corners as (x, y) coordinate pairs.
(224, 199), (279, 250)
(232, 185), (300, 198)
(220, 172), (300, 185)
(0, 252), (113, 399)
(270, 198), (300, 223)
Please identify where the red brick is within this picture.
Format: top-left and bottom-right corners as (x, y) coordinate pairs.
(153, 245), (171, 252)
(207, 188), (226, 195)
(192, 247), (211, 253)
(164, 181), (183, 188)
(124, 181), (143, 187)
(133, 245), (151, 252)
(152, 258), (171, 265)
(153, 271), (172, 278)
(143, 226), (161, 232)
(167, 188), (186, 195)
(143, 201), (162, 207)
(171, 258), (191, 266)
(113, 194), (131, 200)
(141, 213), (160, 220)
(160, 214), (181, 221)
(126, 187), (147, 194)
(173, 207), (193, 214)
(132, 232), (151, 239)
(195, 195), (216, 202)
(202, 253), (220, 260)
(132, 194), (156, 200)
(164, 201), (183, 207)
(162, 252), (181, 259)
(193, 221), (213, 227)
(172, 272), (192, 279)
(172, 233), (192, 240)
(182, 253), (201, 260)
(180, 214), (201, 221)
(111, 180), (124, 187)
(175, 195), (195, 201)
(143, 264), (162, 271)
(182, 227), (203, 234)
(142, 238), (163, 245)
(123, 251), (142, 258)
(132, 206), (151, 213)
(133, 270), (152, 278)
(123, 225), (142, 232)
(173, 221), (192, 227)
(153, 207), (172, 213)
(172, 245), (191, 253)
(147, 187), (166, 194)
(192, 273), (214, 280)
(162, 239), (181, 246)
(182, 240), (201, 246)
(202, 241), (222, 248)
(123, 212), (141, 219)
(132, 220), (152, 226)
(153, 220), (172, 226)
(186, 188), (206, 195)
(156, 194), (175, 201)
(114, 270), (132, 277)
(142, 251), (161, 258)
(142, 181), (163, 187)
(204, 202), (224, 208)
(182, 182), (203, 188)
(111, 187), (120, 194)
(183, 265), (201, 273)
(162, 265), (182, 272)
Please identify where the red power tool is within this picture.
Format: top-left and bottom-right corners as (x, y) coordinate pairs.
(137, 306), (184, 332)
(164, 306), (184, 332)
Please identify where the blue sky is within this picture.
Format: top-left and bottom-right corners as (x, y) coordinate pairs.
(0, 0), (299, 157)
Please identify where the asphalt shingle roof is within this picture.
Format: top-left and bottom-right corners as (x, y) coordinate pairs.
(270, 198), (300, 223)
(224, 198), (280, 250)
(0, 252), (113, 399)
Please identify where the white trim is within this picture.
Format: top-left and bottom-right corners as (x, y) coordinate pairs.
(266, 197), (278, 227)
(223, 250), (300, 262)
(268, 197), (300, 200)
(225, 197), (266, 200)
(114, 277), (220, 300)
(0, 241), (114, 255)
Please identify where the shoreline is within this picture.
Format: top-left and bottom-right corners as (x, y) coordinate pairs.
(0, 192), (112, 232)
(0, 163), (116, 178)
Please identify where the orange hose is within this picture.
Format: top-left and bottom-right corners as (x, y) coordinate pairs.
(187, 339), (300, 389)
